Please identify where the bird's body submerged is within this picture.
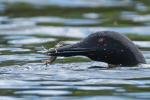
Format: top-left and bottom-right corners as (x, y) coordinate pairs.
(48, 31), (146, 66)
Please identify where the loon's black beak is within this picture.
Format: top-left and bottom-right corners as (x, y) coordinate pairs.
(48, 45), (95, 57)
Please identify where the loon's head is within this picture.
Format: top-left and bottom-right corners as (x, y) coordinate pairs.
(48, 31), (146, 66)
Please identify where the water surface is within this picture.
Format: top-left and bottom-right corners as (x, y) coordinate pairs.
(0, 0), (150, 100)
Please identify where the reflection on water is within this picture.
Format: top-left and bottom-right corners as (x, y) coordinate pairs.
(1, 0), (133, 7)
(0, 0), (150, 100)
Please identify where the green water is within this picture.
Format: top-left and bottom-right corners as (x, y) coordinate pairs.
(0, 0), (150, 100)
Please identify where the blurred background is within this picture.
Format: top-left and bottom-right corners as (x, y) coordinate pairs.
(0, 0), (150, 100)
(1, 0), (150, 29)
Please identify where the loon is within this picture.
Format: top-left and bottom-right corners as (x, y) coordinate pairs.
(47, 31), (146, 66)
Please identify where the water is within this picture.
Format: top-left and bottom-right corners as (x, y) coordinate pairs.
(0, 0), (150, 100)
